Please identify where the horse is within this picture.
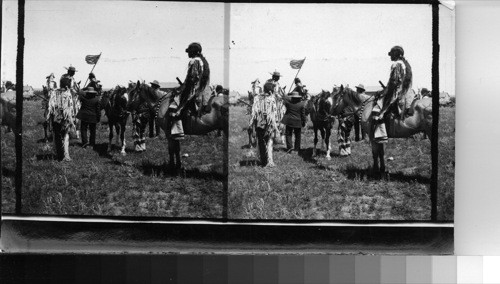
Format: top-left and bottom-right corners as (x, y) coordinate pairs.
(0, 96), (16, 133)
(305, 90), (336, 159)
(127, 81), (228, 170)
(100, 86), (130, 155)
(332, 85), (432, 175)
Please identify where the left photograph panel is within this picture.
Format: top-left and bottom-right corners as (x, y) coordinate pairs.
(1, 1), (227, 218)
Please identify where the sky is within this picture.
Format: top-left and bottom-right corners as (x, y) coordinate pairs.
(1, 1), (225, 89)
(229, 3), (455, 95)
(2, 2), (454, 95)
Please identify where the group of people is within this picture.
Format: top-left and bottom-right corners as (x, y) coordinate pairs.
(45, 66), (103, 161)
(248, 45), (413, 167)
(42, 42), (216, 161)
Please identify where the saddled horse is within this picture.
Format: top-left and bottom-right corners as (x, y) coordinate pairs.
(305, 90), (336, 159)
(0, 96), (16, 133)
(100, 86), (130, 155)
(127, 81), (228, 170)
(332, 85), (432, 175)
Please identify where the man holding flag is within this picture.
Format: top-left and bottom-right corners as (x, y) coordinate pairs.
(84, 53), (102, 90)
(288, 57), (306, 98)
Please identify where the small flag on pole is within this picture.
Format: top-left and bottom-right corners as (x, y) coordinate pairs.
(85, 54), (101, 65)
(290, 59), (305, 69)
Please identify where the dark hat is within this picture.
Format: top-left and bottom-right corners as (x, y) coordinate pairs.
(85, 87), (97, 94)
(294, 78), (301, 83)
(289, 91), (301, 98)
(355, 84), (365, 91)
(89, 72), (95, 78)
(46, 73), (55, 79)
(215, 85), (223, 92)
(270, 71), (282, 77)
(186, 42), (202, 53)
(65, 65), (77, 72)
(388, 46), (404, 57)
(150, 80), (160, 88)
(421, 88), (430, 94)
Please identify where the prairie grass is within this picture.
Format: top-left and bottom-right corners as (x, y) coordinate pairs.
(229, 105), (454, 221)
(1, 100), (224, 218)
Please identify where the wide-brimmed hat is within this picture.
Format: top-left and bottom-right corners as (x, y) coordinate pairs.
(270, 71), (282, 77)
(185, 42), (202, 53)
(85, 87), (97, 94)
(64, 66), (77, 72)
(355, 84), (365, 91)
(289, 91), (301, 98)
(150, 80), (161, 88)
(46, 73), (55, 79)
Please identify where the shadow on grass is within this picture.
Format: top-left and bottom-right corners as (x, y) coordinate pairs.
(239, 160), (260, 167)
(343, 166), (431, 184)
(36, 153), (58, 161)
(137, 160), (225, 181)
(36, 137), (52, 143)
(298, 147), (341, 163)
(1, 167), (15, 178)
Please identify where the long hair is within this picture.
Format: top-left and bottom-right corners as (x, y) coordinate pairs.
(199, 53), (210, 90)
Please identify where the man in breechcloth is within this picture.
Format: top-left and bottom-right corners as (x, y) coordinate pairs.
(167, 42), (211, 140)
(371, 45), (413, 143)
(250, 82), (279, 167)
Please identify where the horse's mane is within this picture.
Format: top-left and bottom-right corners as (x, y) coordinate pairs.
(342, 87), (363, 106)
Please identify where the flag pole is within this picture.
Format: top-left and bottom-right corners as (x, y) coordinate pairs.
(287, 57), (306, 95)
(83, 52), (102, 88)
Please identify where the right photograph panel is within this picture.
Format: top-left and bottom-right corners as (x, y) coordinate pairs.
(228, 3), (454, 221)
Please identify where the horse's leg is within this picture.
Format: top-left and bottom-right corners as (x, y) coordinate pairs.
(319, 127), (326, 153)
(174, 139), (181, 170)
(108, 123), (113, 152)
(325, 127), (332, 160)
(167, 138), (175, 169)
(313, 126), (318, 157)
(248, 127), (253, 148)
(371, 142), (380, 174)
(115, 122), (120, 146)
(379, 143), (386, 174)
(119, 122), (126, 156)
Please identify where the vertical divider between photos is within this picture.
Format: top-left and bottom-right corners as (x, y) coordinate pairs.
(15, 0), (26, 215)
(431, 1), (440, 221)
(223, 2), (231, 220)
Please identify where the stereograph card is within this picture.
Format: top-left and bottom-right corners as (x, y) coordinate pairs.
(1, 1), (454, 254)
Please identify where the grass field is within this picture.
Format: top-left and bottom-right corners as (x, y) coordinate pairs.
(1, 100), (224, 218)
(228, 105), (455, 221)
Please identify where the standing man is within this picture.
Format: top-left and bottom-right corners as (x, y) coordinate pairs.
(84, 73), (102, 95)
(292, 77), (306, 99)
(42, 73), (57, 141)
(250, 82), (279, 167)
(353, 84), (366, 141)
(168, 42), (211, 140)
(281, 91), (306, 153)
(372, 46), (412, 143)
(47, 82), (76, 161)
(265, 71), (286, 144)
(60, 65), (81, 139)
(76, 87), (100, 148)
(148, 80), (163, 138)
